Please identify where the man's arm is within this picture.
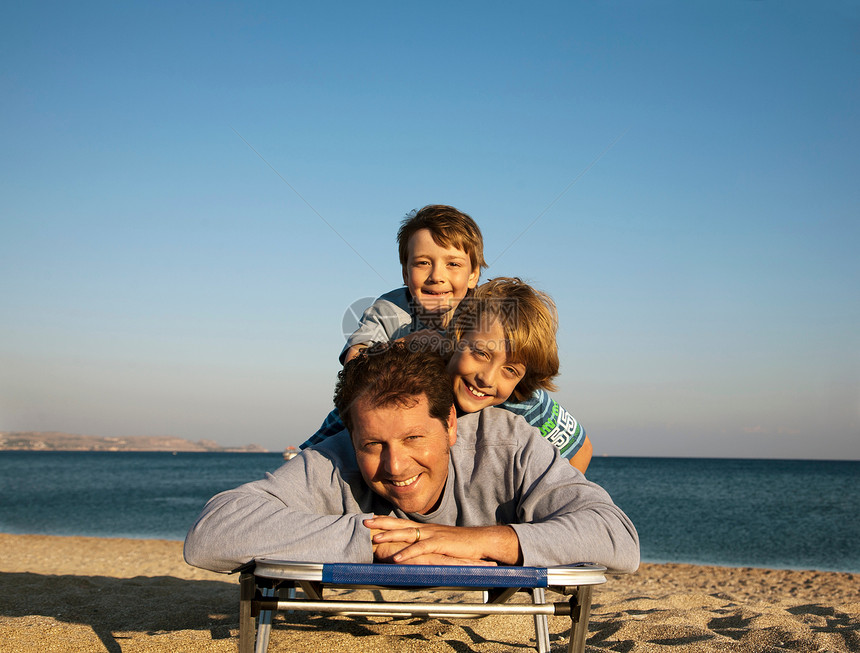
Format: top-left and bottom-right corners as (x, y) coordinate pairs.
(365, 412), (638, 572)
(451, 409), (639, 572)
(184, 441), (375, 572)
(506, 424), (638, 572)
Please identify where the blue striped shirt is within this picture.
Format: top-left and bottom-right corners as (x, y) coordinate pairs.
(300, 388), (585, 459)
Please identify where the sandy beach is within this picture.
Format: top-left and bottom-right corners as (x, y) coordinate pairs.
(1, 533), (856, 652)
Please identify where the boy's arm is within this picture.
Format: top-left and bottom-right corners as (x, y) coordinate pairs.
(568, 435), (593, 474)
(498, 389), (591, 473)
(343, 344), (369, 363)
(340, 289), (414, 364)
(395, 329), (450, 355)
(299, 408), (345, 449)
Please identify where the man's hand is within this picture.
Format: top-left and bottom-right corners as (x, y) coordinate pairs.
(369, 527), (412, 562)
(365, 516), (522, 566)
(371, 523), (497, 565)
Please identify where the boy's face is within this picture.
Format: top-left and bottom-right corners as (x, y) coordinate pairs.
(403, 229), (479, 317)
(447, 317), (526, 413)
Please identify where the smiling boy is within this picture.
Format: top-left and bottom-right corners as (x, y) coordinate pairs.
(447, 277), (593, 471)
(341, 205), (484, 363)
(449, 316), (525, 413)
(401, 227), (478, 320)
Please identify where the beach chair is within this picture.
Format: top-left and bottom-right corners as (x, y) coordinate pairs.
(238, 559), (606, 653)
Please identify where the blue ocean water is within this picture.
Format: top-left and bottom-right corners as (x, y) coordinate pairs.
(586, 456), (860, 573)
(0, 452), (857, 572)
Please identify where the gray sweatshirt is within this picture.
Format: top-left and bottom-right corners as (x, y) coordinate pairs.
(184, 408), (639, 573)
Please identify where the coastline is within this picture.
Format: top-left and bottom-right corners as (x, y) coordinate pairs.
(0, 431), (269, 452)
(1, 533), (857, 652)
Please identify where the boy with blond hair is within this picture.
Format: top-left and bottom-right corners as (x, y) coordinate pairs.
(447, 277), (593, 472)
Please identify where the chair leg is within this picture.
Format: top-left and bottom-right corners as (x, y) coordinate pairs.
(238, 573), (257, 653)
(255, 586), (277, 653)
(531, 587), (551, 653)
(567, 586), (594, 653)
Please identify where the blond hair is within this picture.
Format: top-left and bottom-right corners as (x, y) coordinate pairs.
(450, 277), (559, 400)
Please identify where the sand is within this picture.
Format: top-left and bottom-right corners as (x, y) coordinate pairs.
(1, 533), (857, 652)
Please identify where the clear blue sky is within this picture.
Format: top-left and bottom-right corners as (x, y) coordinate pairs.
(2, 1), (858, 459)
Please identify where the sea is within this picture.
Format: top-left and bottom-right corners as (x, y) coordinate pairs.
(0, 452), (857, 573)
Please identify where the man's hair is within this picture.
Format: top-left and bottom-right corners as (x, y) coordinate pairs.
(334, 341), (455, 435)
(450, 277), (560, 400)
(397, 205), (487, 272)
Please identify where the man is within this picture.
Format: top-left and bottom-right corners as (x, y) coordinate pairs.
(184, 344), (639, 573)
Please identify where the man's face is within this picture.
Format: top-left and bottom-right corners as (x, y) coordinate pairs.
(402, 228), (479, 317)
(350, 394), (456, 515)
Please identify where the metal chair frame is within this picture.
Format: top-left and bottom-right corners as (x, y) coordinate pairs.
(238, 560), (606, 653)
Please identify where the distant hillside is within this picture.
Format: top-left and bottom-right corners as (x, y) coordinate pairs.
(0, 431), (269, 453)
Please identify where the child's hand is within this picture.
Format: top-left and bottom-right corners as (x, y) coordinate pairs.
(397, 329), (451, 356)
(344, 343), (370, 363)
